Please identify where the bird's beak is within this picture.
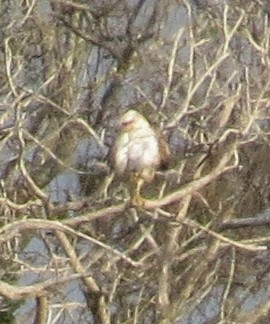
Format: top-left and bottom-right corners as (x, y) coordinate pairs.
(115, 120), (122, 131)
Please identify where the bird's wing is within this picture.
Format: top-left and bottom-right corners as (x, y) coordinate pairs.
(157, 129), (170, 170)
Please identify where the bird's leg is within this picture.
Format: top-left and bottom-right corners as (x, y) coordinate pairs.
(135, 177), (145, 204)
(129, 173), (145, 206)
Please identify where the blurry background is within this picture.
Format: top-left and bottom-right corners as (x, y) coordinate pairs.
(0, 0), (270, 323)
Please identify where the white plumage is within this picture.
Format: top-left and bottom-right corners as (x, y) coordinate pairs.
(110, 110), (169, 202)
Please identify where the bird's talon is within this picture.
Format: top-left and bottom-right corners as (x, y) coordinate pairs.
(131, 194), (145, 207)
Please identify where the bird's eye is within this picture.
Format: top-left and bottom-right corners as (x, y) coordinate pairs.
(121, 120), (132, 126)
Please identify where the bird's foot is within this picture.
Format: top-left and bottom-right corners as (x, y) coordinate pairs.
(130, 193), (146, 207)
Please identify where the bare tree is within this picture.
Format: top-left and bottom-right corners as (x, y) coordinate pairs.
(0, 0), (270, 323)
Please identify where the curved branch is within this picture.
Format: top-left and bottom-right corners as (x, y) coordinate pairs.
(0, 274), (81, 300)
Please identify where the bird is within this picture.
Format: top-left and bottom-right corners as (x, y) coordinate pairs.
(110, 110), (170, 204)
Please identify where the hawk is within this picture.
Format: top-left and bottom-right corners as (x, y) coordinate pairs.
(110, 110), (170, 204)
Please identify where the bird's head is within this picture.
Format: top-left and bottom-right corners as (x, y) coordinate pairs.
(117, 110), (149, 131)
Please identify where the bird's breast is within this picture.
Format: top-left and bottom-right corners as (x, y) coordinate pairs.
(114, 129), (160, 176)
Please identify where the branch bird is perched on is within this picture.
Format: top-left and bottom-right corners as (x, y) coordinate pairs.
(110, 110), (170, 204)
